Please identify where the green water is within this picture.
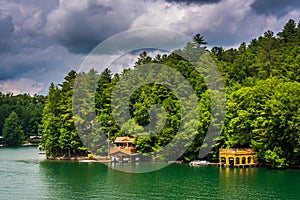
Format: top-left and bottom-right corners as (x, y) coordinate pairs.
(1, 147), (300, 200)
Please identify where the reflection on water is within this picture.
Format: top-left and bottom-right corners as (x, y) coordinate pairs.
(1, 147), (300, 199)
(39, 161), (222, 199)
(39, 161), (110, 199)
(218, 166), (300, 199)
(219, 167), (258, 199)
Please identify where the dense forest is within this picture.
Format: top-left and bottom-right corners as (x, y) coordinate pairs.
(38, 19), (300, 168)
(0, 93), (45, 145)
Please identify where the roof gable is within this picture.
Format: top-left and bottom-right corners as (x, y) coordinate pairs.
(114, 136), (135, 143)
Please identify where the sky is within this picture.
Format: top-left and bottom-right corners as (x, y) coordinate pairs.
(0, 0), (300, 95)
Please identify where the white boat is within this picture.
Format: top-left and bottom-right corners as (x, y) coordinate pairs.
(38, 145), (46, 154)
(189, 160), (208, 166)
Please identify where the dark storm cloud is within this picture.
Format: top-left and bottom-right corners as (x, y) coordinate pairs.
(0, 54), (43, 81)
(0, 12), (16, 54)
(251, 0), (300, 17)
(48, 24), (123, 54)
(0, 47), (67, 90)
(0, 13), (13, 38)
(166, 0), (300, 18)
(0, 0), (299, 95)
(46, 1), (134, 54)
(45, 0), (300, 55)
(0, 0), (70, 81)
(46, 0), (223, 54)
(0, 1), (58, 57)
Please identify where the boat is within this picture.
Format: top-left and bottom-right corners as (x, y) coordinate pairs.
(38, 145), (46, 154)
(189, 160), (208, 166)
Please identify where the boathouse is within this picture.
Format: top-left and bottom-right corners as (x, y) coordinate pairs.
(219, 148), (258, 167)
(109, 136), (138, 162)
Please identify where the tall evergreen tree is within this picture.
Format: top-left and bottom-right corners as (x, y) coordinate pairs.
(2, 111), (24, 146)
(193, 33), (207, 48)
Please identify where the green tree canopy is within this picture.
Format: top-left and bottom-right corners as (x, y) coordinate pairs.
(2, 111), (24, 146)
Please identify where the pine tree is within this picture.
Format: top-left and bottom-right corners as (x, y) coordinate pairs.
(2, 111), (24, 146)
(40, 83), (61, 156)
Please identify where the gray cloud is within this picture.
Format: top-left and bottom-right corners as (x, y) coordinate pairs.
(46, 0), (237, 53)
(165, 0), (300, 17)
(0, 0), (57, 52)
(0, 0), (299, 95)
(0, 1), (64, 83)
(45, 0), (300, 54)
(46, 1), (140, 53)
(251, 0), (300, 17)
(0, 12), (16, 54)
(0, 45), (82, 82)
(0, 13), (13, 38)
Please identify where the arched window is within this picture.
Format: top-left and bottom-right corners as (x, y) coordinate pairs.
(242, 157), (246, 164)
(236, 157), (240, 164)
(248, 157), (252, 164)
(229, 157), (234, 166)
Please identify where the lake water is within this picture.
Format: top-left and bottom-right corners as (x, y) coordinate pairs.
(1, 147), (300, 199)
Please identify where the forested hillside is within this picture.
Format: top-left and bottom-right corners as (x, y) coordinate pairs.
(0, 93), (45, 145)
(40, 19), (300, 168)
(212, 19), (300, 168)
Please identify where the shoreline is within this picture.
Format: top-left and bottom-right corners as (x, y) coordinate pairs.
(1, 146), (299, 169)
(46, 155), (111, 163)
(43, 158), (300, 170)
(44, 157), (300, 170)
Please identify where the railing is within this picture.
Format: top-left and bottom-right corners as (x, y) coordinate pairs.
(219, 148), (255, 154)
